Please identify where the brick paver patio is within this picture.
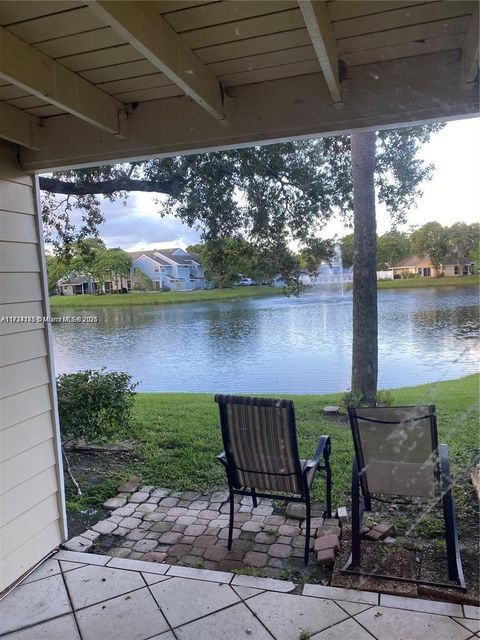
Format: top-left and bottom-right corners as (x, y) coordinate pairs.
(0, 550), (478, 639)
(64, 483), (339, 582)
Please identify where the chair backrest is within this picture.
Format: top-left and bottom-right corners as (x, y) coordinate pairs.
(215, 395), (304, 494)
(348, 405), (439, 498)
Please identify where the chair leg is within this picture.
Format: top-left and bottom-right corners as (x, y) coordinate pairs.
(251, 487), (258, 508)
(227, 486), (235, 550)
(325, 455), (332, 519)
(440, 444), (465, 587)
(351, 457), (362, 568)
(304, 497), (311, 565)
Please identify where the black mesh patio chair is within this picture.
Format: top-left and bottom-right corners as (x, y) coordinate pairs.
(343, 405), (465, 590)
(215, 395), (332, 564)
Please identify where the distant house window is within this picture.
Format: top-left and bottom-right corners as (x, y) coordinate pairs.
(441, 265), (446, 271)
(463, 265), (469, 275)
(154, 265), (160, 272)
(417, 268), (422, 274)
(423, 267), (431, 277)
(454, 265), (460, 275)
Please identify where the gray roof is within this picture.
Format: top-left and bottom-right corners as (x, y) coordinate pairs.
(128, 250), (169, 266)
(156, 248), (199, 265)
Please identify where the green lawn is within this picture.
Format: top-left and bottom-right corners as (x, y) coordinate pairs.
(68, 375), (479, 527)
(377, 275), (479, 289)
(50, 286), (281, 308)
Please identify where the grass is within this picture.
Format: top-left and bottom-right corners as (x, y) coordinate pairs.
(50, 286), (281, 308)
(377, 275), (479, 289)
(67, 375), (479, 528)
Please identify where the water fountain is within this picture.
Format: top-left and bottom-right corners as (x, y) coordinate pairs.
(301, 244), (353, 297)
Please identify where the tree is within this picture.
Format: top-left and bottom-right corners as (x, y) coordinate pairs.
(133, 267), (155, 292)
(46, 254), (69, 296)
(410, 222), (448, 276)
(447, 222), (479, 275)
(351, 132), (378, 406)
(188, 238), (254, 289)
(339, 234), (354, 269)
(376, 230), (411, 270)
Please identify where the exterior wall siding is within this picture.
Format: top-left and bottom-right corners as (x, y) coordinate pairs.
(0, 143), (66, 593)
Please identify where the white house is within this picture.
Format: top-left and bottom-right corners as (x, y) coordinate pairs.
(129, 248), (206, 292)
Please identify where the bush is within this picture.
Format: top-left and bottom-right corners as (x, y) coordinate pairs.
(57, 369), (138, 443)
(340, 389), (395, 412)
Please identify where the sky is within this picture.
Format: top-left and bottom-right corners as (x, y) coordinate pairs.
(73, 117), (480, 251)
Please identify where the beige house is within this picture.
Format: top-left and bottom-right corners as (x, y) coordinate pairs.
(0, 0), (478, 598)
(389, 255), (475, 278)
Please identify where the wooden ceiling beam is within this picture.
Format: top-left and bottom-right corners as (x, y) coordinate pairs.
(298, 0), (342, 104)
(462, 1), (479, 83)
(88, 1), (226, 123)
(0, 101), (40, 150)
(0, 26), (126, 137)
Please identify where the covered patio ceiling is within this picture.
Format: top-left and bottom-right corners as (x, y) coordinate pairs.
(0, 0), (478, 172)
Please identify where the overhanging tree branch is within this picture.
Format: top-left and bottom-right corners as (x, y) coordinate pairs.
(39, 176), (185, 197)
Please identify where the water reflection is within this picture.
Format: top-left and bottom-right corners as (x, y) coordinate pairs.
(52, 287), (479, 393)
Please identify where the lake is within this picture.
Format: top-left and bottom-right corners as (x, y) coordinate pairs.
(51, 287), (479, 394)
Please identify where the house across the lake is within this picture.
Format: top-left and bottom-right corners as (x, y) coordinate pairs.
(57, 274), (94, 296)
(388, 255), (475, 279)
(129, 247), (206, 291)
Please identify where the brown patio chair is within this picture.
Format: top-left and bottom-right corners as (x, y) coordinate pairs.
(343, 405), (465, 590)
(215, 395), (332, 564)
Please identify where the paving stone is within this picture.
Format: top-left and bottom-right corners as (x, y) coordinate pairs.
(91, 519), (118, 535)
(128, 552), (144, 560)
(144, 512), (166, 522)
(220, 502), (240, 513)
(218, 527), (240, 540)
(336, 506), (349, 523)
(139, 521), (153, 530)
(252, 505), (274, 516)
(203, 545), (229, 562)
(166, 564), (233, 583)
(80, 529), (100, 542)
(363, 528), (385, 541)
(107, 547), (131, 558)
(278, 524), (301, 536)
(208, 502), (222, 511)
(190, 547), (205, 557)
(64, 564), (145, 609)
(135, 503), (157, 513)
(198, 509), (219, 520)
(62, 536), (92, 552)
(208, 518), (228, 528)
(151, 487), (170, 498)
(241, 520), (263, 533)
(248, 590), (346, 640)
(151, 521), (173, 533)
(160, 497), (179, 507)
(117, 477), (140, 493)
(268, 544), (292, 559)
(167, 506), (188, 517)
(211, 491), (229, 503)
(254, 531), (277, 544)
(303, 584), (378, 605)
(301, 517), (324, 529)
(103, 496), (127, 509)
(142, 551), (167, 564)
(183, 524), (207, 536)
(365, 522), (395, 541)
(0, 574), (73, 636)
(138, 485), (154, 493)
(134, 539), (158, 553)
(76, 586), (169, 639)
(181, 535), (196, 544)
(264, 515), (286, 526)
(317, 548), (336, 566)
(125, 529), (146, 541)
(176, 515), (197, 525)
(357, 606), (471, 640)
(453, 617), (480, 633)
(120, 540), (136, 548)
(119, 516), (142, 530)
(335, 601), (373, 616)
(244, 551), (268, 567)
(286, 502), (306, 519)
(463, 605), (480, 619)
(168, 543), (192, 558)
(107, 515), (123, 523)
(314, 534), (340, 553)
(239, 505), (253, 513)
(128, 491), (150, 503)
(111, 505), (136, 517)
(112, 527), (129, 537)
(158, 531), (183, 544)
(310, 617), (375, 639)
(189, 499), (210, 510)
(146, 496), (160, 504)
(252, 543), (269, 553)
(193, 535), (217, 548)
(21, 559), (61, 585)
(380, 594), (462, 617)
(53, 550), (109, 566)
(316, 525), (341, 537)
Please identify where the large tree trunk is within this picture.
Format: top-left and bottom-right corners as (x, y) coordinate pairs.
(351, 131), (378, 406)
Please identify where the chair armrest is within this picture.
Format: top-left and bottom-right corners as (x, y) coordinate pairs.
(303, 435), (331, 475)
(216, 451), (228, 468)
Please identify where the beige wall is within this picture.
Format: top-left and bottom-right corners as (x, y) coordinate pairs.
(0, 143), (65, 593)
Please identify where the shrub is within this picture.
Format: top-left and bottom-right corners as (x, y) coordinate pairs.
(340, 389), (395, 412)
(57, 369), (138, 443)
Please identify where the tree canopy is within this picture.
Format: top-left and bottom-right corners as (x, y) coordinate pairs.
(41, 125), (444, 288)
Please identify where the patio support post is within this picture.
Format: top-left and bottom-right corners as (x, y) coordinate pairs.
(351, 131), (378, 406)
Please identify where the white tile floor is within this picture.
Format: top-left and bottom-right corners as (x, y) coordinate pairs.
(0, 551), (478, 640)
